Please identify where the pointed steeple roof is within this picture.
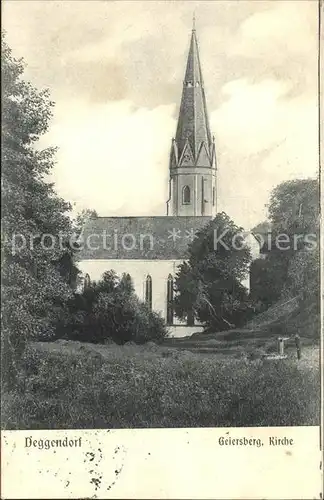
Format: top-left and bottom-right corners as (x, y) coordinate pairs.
(174, 21), (213, 163)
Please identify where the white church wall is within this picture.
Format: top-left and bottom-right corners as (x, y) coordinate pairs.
(168, 325), (204, 338)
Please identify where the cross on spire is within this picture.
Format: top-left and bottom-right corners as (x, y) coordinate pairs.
(192, 12), (196, 31)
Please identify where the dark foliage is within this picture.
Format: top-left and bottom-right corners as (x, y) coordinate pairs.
(251, 178), (320, 311)
(174, 212), (253, 330)
(58, 271), (167, 345)
(1, 36), (76, 388)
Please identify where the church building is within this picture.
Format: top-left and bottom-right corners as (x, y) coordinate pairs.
(78, 23), (260, 337)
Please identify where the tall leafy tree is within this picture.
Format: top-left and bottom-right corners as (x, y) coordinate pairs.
(1, 36), (75, 386)
(250, 178), (319, 309)
(74, 208), (98, 238)
(261, 179), (319, 305)
(268, 178), (319, 237)
(174, 212), (252, 331)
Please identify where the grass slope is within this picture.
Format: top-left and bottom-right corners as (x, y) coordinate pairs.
(165, 296), (319, 356)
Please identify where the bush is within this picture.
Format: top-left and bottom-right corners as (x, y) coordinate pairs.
(1, 342), (319, 430)
(57, 271), (168, 345)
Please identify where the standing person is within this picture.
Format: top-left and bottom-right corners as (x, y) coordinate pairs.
(295, 334), (301, 360)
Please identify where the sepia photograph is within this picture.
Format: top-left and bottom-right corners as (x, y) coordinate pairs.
(1, 0), (322, 434)
(1, 3), (323, 497)
(2, 0), (323, 497)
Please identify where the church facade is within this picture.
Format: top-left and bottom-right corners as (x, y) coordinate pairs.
(78, 24), (260, 337)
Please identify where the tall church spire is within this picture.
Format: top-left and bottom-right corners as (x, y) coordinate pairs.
(174, 21), (212, 161)
(168, 22), (217, 217)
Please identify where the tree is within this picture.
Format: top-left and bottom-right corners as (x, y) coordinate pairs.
(174, 212), (253, 331)
(74, 208), (98, 237)
(1, 36), (75, 386)
(249, 258), (283, 307)
(267, 179), (319, 304)
(286, 249), (319, 306)
(253, 179), (320, 307)
(268, 178), (319, 237)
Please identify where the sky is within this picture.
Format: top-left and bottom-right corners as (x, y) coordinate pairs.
(3, 0), (319, 229)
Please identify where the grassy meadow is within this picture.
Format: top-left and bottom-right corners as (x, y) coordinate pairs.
(2, 337), (320, 430)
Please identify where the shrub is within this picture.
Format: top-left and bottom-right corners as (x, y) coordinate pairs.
(58, 271), (168, 345)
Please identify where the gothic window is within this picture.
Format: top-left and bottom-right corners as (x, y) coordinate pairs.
(166, 274), (174, 325)
(212, 186), (215, 206)
(182, 185), (191, 205)
(84, 273), (91, 290)
(145, 274), (152, 311)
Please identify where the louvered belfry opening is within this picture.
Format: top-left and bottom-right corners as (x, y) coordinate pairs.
(182, 185), (191, 204)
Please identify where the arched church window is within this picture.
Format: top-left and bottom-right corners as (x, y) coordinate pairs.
(182, 185), (191, 205)
(84, 273), (91, 290)
(166, 274), (174, 325)
(145, 274), (152, 311)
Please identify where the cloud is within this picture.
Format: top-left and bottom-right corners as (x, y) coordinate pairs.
(211, 77), (318, 228)
(231, 1), (316, 59)
(43, 99), (176, 216)
(3, 0), (319, 229)
(214, 78), (292, 154)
